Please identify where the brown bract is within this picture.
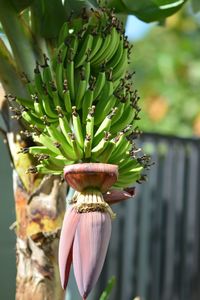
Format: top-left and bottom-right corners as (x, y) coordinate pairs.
(64, 163), (118, 193)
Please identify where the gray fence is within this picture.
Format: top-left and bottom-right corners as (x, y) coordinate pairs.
(94, 133), (200, 300)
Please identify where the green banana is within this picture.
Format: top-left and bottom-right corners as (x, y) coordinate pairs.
(118, 168), (143, 180)
(118, 158), (141, 174)
(91, 132), (111, 160)
(70, 17), (85, 36)
(33, 133), (61, 156)
(53, 42), (67, 71)
(91, 31), (111, 65)
(84, 106), (95, 158)
(69, 134), (83, 160)
(97, 139), (116, 163)
(40, 91), (57, 119)
(110, 143), (132, 165)
(68, 35), (79, 61)
(55, 58), (64, 97)
(33, 94), (44, 117)
(34, 63), (45, 98)
(82, 89), (94, 123)
(52, 89), (61, 108)
(28, 146), (55, 156)
(110, 105), (135, 134)
(122, 124), (134, 137)
(65, 60), (75, 101)
(42, 58), (54, 97)
(46, 123), (65, 144)
(86, 106), (95, 141)
(58, 111), (73, 145)
(35, 164), (62, 175)
(84, 135), (92, 159)
(22, 110), (45, 130)
(93, 110), (115, 145)
(58, 22), (69, 46)
(94, 94), (116, 125)
(114, 172), (142, 189)
(93, 71), (106, 100)
(46, 124), (77, 161)
(103, 27), (120, 62)
(26, 81), (36, 97)
(112, 48), (128, 80)
(72, 106), (84, 149)
(83, 60), (91, 86)
(119, 161), (143, 176)
(88, 34), (103, 60)
(97, 79), (114, 101)
(108, 134), (130, 162)
(62, 81), (72, 114)
(41, 155), (71, 170)
(107, 36), (124, 69)
(111, 101), (125, 125)
(75, 70), (87, 109)
(94, 80), (114, 125)
(115, 156), (131, 169)
(75, 34), (93, 67)
(15, 97), (34, 110)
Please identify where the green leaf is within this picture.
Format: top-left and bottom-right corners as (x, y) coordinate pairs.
(125, 0), (187, 22)
(31, 0), (67, 39)
(9, 0), (34, 12)
(107, 0), (187, 22)
(64, 0), (85, 16)
(63, 0), (97, 16)
(123, 0), (185, 10)
(191, 0), (200, 13)
(0, 0), (36, 79)
(78, 0), (99, 8)
(0, 38), (27, 95)
(106, 0), (130, 13)
(134, 4), (187, 22)
(99, 276), (116, 300)
(122, 0), (151, 11)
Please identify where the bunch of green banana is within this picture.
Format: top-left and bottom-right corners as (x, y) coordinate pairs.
(11, 8), (151, 189)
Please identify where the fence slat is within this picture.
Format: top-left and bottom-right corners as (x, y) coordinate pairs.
(180, 144), (199, 300)
(150, 141), (166, 300)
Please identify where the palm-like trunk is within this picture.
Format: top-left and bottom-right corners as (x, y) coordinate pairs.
(7, 128), (67, 299)
(14, 171), (66, 300)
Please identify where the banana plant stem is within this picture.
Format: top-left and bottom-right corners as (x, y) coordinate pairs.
(0, 0), (36, 79)
(0, 38), (27, 96)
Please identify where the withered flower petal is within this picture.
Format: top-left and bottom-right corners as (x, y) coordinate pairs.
(103, 188), (135, 204)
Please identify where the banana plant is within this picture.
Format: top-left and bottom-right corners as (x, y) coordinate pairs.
(0, 1), (188, 299)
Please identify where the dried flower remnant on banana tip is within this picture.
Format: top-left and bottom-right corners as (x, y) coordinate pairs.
(11, 7), (152, 299)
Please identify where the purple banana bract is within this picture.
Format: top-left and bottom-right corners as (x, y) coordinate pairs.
(59, 206), (111, 299)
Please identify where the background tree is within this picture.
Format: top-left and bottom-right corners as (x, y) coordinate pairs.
(131, 6), (200, 137)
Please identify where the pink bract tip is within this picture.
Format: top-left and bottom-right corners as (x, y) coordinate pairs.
(58, 207), (80, 289)
(73, 211), (111, 298)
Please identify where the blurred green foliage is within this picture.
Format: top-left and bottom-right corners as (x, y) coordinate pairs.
(130, 9), (200, 137)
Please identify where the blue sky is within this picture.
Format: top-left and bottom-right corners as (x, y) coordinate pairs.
(125, 15), (155, 41)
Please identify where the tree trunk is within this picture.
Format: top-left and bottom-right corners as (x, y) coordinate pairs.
(14, 171), (66, 300)
(6, 129), (67, 299)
